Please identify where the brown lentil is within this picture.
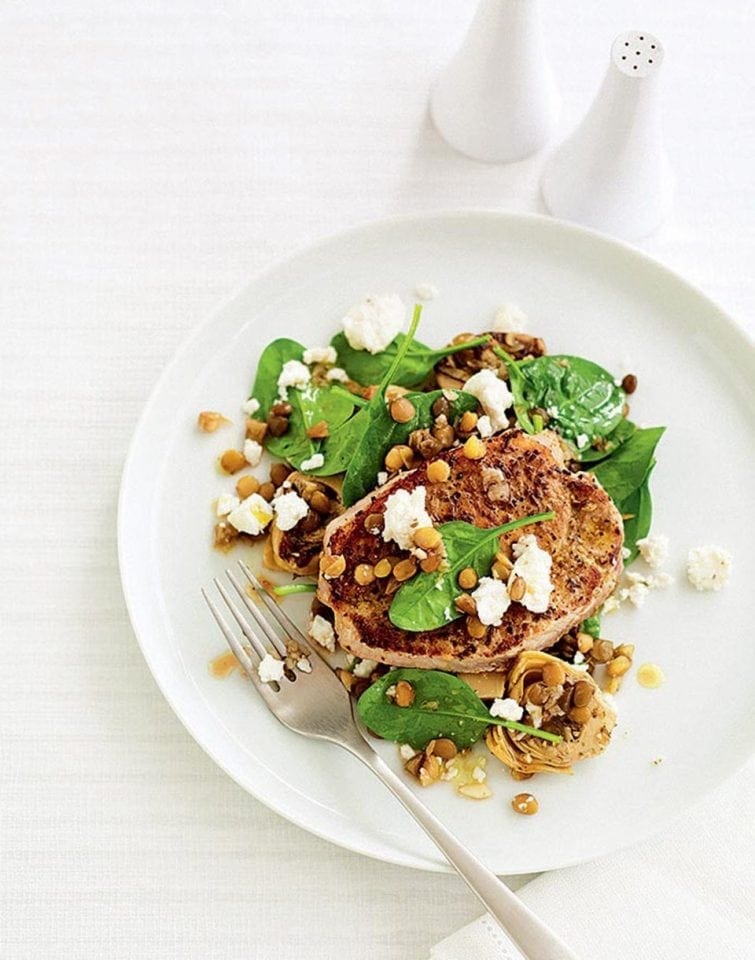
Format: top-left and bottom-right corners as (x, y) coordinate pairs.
(427, 460), (451, 484)
(508, 576), (526, 603)
(320, 554), (346, 579)
(615, 643), (636, 659)
(271, 401), (293, 416)
(393, 558), (418, 582)
(245, 418), (268, 442)
(420, 554), (442, 573)
(266, 415), (290, 437)
(431, 738), (457, 760)
(413, 526), (441, 551)
(373, 558), (392, 578)
(432, 419), (456, 448)
(220, 449), (247, 474)
(576, 631), (594, 654)
(270, 462), (293, 487)
(363, 513), (384, 534)
(235, 474), (260, 498)
(431, 396), (450, 418)
(572, 680), (593, 708)
(258, 481), (275, 501)
(306, 419), (329, 439)
(213, 521), (238, 549)
(309, 491), (332, 515)
(568, 705), (592, 725)
(463, 435), (486, 460)
(592, 639), (614, 663)
(458, 410), (478, 433)
(454, 594), (477, 616)
(458, 567), (478, 590)
(198, 411), (228, 432)
(409, 428), (443, 459)
(389, 396), (416, 424)
(394, 680), (415, 708)
(542, 659), (566, 687)
(607, 655), (632, 677)
(354, 563), (376, 586)
(621, 373), (638, 394)
(527, 682), (549, 705)
(384, 444), (414, 472)
(511, 792), (539, 816)
(466, 615), (487, 639)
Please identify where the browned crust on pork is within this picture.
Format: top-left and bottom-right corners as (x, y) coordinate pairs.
(316, 430), (623, 672)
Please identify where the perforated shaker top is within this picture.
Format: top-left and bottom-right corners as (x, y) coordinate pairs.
(612, 31), (664, 78)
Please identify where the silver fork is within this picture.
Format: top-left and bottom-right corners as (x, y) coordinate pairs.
(203, 561), (578, 960)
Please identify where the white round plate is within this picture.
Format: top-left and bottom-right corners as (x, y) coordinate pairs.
(119, 211), (755, 874)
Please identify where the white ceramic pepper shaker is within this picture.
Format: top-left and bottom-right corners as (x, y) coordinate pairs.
(430, 0), (560, 163)
(541, 31), (673, 240)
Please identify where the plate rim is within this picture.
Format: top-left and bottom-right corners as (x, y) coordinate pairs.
(117, 208), (755, 874)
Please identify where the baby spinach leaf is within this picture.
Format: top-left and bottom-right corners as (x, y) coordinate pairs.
(389, 511), (555, 632)
(341, 388), (478, 505)
(249, 338), (304, 413)
(331, 331), (492, 389)
(589, 427), (664, 503)
(357, 669), (561, 750)
(616, 471), (654, 563)
(577, 417), (637, 464)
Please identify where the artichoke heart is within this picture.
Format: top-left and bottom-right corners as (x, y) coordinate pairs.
(487, 651), (616, 776)
(267, 472), (343, 577)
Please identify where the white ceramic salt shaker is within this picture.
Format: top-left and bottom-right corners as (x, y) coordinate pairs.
(541, 31), (673, 240)
(430, 0), (560, 163)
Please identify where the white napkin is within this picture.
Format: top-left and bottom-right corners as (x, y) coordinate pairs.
(429, 759), (755, 960)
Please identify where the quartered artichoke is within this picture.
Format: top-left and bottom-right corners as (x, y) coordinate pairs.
(487, 651), (616, 776)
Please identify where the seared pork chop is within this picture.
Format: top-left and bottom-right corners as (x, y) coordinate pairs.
(317, 430), (623, 672)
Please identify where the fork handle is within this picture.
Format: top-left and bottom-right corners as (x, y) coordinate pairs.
(344, 741), (579, 960)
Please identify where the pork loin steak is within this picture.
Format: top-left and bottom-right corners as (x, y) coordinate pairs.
(317, 429), (624, 672)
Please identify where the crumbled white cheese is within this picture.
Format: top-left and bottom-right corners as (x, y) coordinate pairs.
(489, 697), (524, 722)
(636, 534), (669, 569)
(492, 303), (528, 333)
(602, 594), (621, 614)
(309, 614), (336, 652)
(573, 651), (586, 665)
(342, 294), (405, 354)
(376, 470), (388, 486)
(650, 571), (673, 589)
(382, 486), (433, 552)
(216, 493), (240, 517)
(303, 345), (337, 366)
(477, 414), (493, 438)
(462, 368), (513, 432)
(273, 491), (309, 531)
(296, 657), (312, 673)
(415, 282), (439, 301)
(471, 577), (511, 626)
(621, 546), (632, 560)
(471, 765), (487, 783)
(242, 397), (260, 416)
(687, 546), (731, 592)
(277, 359), (310, 399)
(510, 535), (553, 613)
(575, 433), (589, 449)
(525, 702), (543, 728)
(227, 493), (274, 535)
(353, 658), (378, 679)
(325, 367), (349, 382)
(442, 389), (458, 402)
(399, 743), (417, 760)
(619, 581), (649, 607)
(243, 438), (263, 467)
(300, 452), (325, 472)
(258, 654), (285, 684)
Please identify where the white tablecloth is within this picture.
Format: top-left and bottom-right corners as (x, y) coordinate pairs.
(2, 3), (753, 958)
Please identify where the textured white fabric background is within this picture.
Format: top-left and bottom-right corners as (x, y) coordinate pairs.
(1, 3), (753, 959)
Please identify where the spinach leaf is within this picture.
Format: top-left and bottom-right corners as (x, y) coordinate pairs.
(389, 511), (555, 632)
(331, 331), (492, 389)
(341, 388), (478, 505)
(357, 669), (561, 750)
(589, 427), (664, 503)
(616, 471), (654, 563)
(492, 347), (624, 444)
(249, 338), (304, 413)
(577, 417), (637, 464)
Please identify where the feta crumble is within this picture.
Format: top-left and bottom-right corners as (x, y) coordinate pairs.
(227, 493), (274, 535)
(296, 657), (312, 674)
(352, 658), (378, 679)
(636, 534), (669, 569)
(309, 614), (336, 652)
(242, 397), (260, 416)
(382, 486), (433, 551)
(471, 577), (511, 626)
(687, 545), (732, 591)
(303, 346), (337, 366)
(300, 452), (325, 472)
(602, 594), (621, 614)
(415, 282), (439, 301)
(575, 433), (589, 449)
(376, 470), (388, 486)
(476, 414), (493, 438)
(342, 294), (405, 354)
(462, 369), (513, 432)
(326, 367), (349, 382)
(573, 651), (586, 665)
(258, 654), (285, 684)
(277, 359), (310, 399)
(273, 491), (309, 531)
(399, 743), (417, 760)
(243, 438), (263, 467)
(489, 697), (524, 722)
(492, 303), (528, 333)
(510, 535), (553, 613)
(471, 765), (487, 783)
(216, 493), (240, 517)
